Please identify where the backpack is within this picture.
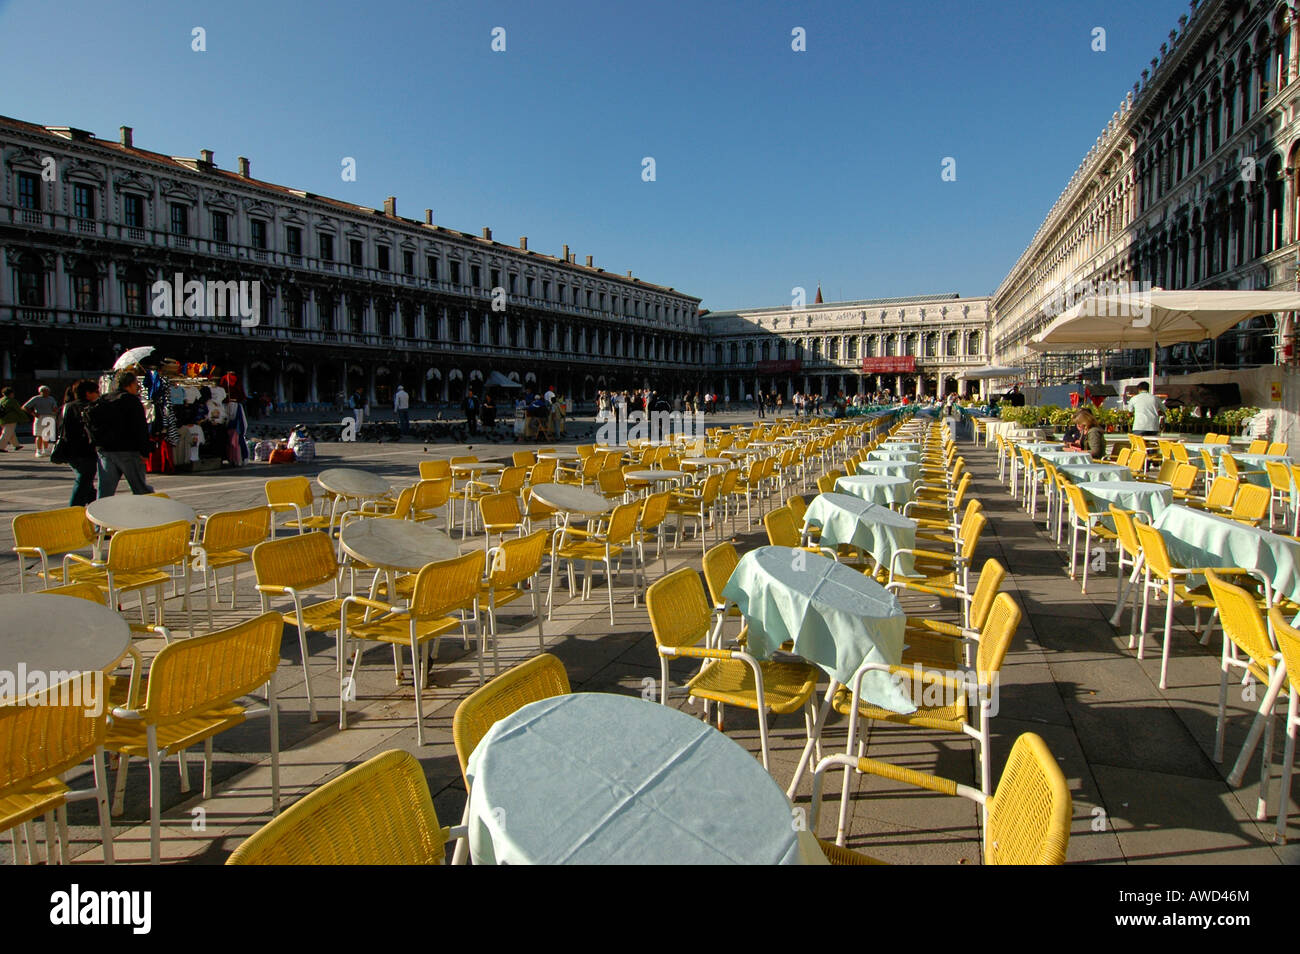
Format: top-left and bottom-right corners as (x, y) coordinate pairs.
(82, 395), (125, 447)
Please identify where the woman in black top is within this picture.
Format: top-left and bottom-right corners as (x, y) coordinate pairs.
(1066, 409), (1107, 460)
(60, 378), (101, 505)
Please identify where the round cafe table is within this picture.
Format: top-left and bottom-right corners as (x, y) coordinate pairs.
(318, 467), (392, 527)
(466, 693), (820, 864)
(681, 456), (729, 470)
(623, 469), (686, 489)
(854, 459), (921, 482)
(867, 449), (920, 463)
(529, 483), (612, 531)
(85, 495), (195, 532)
(1037, 450), (1094, 467)
(450, 462), (504, 477)
(338, 518), (461, 572)
(803, 492), (917, 575)
(1058, 462), (1131, 483)
(0, 593), (131, 679)
(834, 475), (912, 508)
(1153, 504), (1300, 604)
(1078, 480), (1173, 520)
(536, 450), (578, 462)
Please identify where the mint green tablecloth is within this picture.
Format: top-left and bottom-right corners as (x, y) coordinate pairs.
(1016, 442), (1064, 454)
(867, 448), (921, 463)
(721, 546), (911, 712)
(803, 492), (916, 575)
(1078, 480), (1172, 519)
(835, 474), (913, 507)
(1058, 463), (1131, 483)
(1153, 504), (1300, 604)
(1218, 453), (1292, 488)
(466, 693), (809, 864)
(1038, 450), (1094, 467)
(855, 459), (921, 481)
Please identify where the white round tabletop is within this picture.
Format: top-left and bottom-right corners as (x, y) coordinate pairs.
(537, 451), (578, 460)
(85, 495), (196, 531)
(451, 462), (504, 474)
(317, 468), (391, 498)
(529, 483), (613, 515)
(682, 457), (729, 467)
(338, 519), (463, 571)
(466, 693), (806, 865)
(624, 469), (686, 482)
(595, 445), (630, 453)
(0, 594), (131, 676)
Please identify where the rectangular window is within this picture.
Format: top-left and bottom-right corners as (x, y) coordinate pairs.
(73, 275), (98, 311)
(403, 250), (414, 275)
(450, 260), (461, 284)
(285, 226), (302, 255)
(525, 277), (534, 297)
(508, 274), (517, 295)
(124, 281), (146, 315)
(377, 246), (390, 271)
(17, 172), (40, 210)
(471, 264), (482, 287)
(319, 233), (334, 261)
(350, 239), (363, 267)
(250, 219), (267, 249)
(427, 256), (438, 280)
(123, 193), (144, 228)
(542, 280), (550, 300)
(169, 203), (189, 236)
(490, 268), (501, 289)
(211, 211), (229, 242)
(73, 183), (95, 220)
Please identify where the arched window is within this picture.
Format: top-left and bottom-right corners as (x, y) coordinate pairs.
(885, 334), (897, 356)
(828, 337), (839, 360)
(812, 338), (823, 359)
(375, 300), (392, 337)
(967, 330), (981, 355)
(866, 335), (878, 357)
(760, 340), (770, 362)
(903, 333), (916, 356)
(745, 342), (754, 364)
(776, 340), (787, 361)
(729, 343), (738, 364)
(945, 333), (958, 356)
(714, 344), (723, 365)
(924, 333), (938, 357)
(71, 260), (99, 312)
(317, 292), (335, 331)
(120, 265), (148, 316)
(286, 289), (305, 329)
(847, 337), (858, 360)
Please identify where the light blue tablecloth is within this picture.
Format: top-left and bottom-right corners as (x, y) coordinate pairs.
(1038, 450), (1095, 467)
(1153, 504), (1300, 604)
(867, 449), (921, 463)
(1079, 480), (1173, 519)
(835, 474), (913, 507)
(1016, 442), (1065, 455)
(1059, 463), (1131, 483)
(803, 492), (916, 575)
(1218, 453), (1292, 488)
(466, 693), (810, 864)
(855, 459), (921, 481)
(721, 546), (910, 712)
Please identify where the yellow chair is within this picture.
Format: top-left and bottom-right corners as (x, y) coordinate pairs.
(418, 458), (451, 480)
(512, 450), (536, 468)
(252, 531), (355, 722)
(227, 749), (461, 865)
(411, 477), (452, 525)
(480, 529), (549, 682)
(886, 511), (988, 626)
(1248, 439), (1269, 454)
(666, 472), (722, 552)
(1265, 461), (1293, 530)
(1060, 483), (1118, 594)
(1263, 608), (1300, 842)
(64, 520), (195, 637)
(520, 485), (557, 534)
(900, 557), (1006, 670)
(763, 505), (837, 560)
(635, 490), (672, 575)
(1189, 475), (1240, 514)
(547, 501), (643, 624)
(527, 457), (557, 486)
(264, 476), (332, 535)
(646, 567), (818, 771)
(477, 491), (525, 557)
(815, 472), (841, 495)
(1269, 442), (1289, 456)
(1169, 462), (1199, 501)
(811, 732), (1070, 865)
(702, 540), (743, 647)
(107, 612), (283, 864)
(1228, 482), (1271, 527)
(337, 552), (483, 743)
(11, 506), (96, 591)
(830, 590), (1021, 843)
(193, 506), (273, 625)
(1, 671), (114, 864)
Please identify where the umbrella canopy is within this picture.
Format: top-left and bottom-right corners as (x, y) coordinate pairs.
(113, 346), (155, 371)
(485, 370), (522, 389)
(1026, 289), (1300, 385)
(958, 365), (1024, 380)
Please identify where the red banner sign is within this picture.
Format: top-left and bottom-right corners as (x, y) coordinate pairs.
(861, 356), (916, 373)
(756, 359), (802, 373)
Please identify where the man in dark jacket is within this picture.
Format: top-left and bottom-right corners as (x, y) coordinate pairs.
(61, 378), (101, 505)
(463, 388), (479, 435)
(95, 371), (154, 496)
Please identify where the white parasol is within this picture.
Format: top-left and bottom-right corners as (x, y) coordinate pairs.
(113, 346), (155, 371)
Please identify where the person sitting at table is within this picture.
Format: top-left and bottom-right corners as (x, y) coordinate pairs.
(1065, 409), (1106, 459)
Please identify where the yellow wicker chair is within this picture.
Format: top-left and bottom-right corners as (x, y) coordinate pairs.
(480, 529), (549, 682)
(547, 501), (643, 624)
(63, 520), (195, 637)
(409, 477), (452, 526)
(702, 540), (743, 647)
(477, 491), (525, 557)
(1, 671), (114, 864)
(1059, 483), (1118, 594)
(526, 457), (557, 486)
(886, 511), (988, 626)
(512, 450), (536, 468)
(828, 591), (1022, 844)
(418, 458), (451, 480)
(645, 567), (818, 771)
(666, 472), (722, 553)
(635, 490), (672, 575)
(107, 611), (283, 863)
(264, 476), (333, 535)
(11, 506), (97, 591)
(192, 505), (272, 625)
(900, 557), (1006, 670)
(811, 732), (1070, 865)
(337, 551), (483, 743)
(1269, 442), (1289, 456)
(1228, 482), (1271, 527)
(226, 749), (461, 864)
(252, 530), (356, 722)
(1263, 608), (1300, 842)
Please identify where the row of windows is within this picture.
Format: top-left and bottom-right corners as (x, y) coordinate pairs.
(714, 330), (984, 364)
(12, 171), (692, 323)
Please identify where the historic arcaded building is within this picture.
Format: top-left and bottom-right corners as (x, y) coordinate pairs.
(701, 293), (991, 401)
(993, 0), (1300, 383)
(0, 116), (704, 407)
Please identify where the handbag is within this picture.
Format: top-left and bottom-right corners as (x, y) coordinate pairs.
(49, 436), (71, 465)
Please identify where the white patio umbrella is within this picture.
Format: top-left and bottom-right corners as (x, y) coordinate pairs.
(958, 365), (1025, 380)
(113, 345), (155, 371)
(1026, 289), (1300, 386)
(485, 370), (523, 389)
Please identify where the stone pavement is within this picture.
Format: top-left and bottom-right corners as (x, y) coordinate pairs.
(1, 419), (1295, 864)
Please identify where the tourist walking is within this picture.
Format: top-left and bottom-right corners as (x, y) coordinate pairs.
(0, 386), (28, 451)
(394, 384), (410, 435)
(59, 378), (100, 505)
(463, 387), (479, 435)
(349, 387), (367, 428)
(23, 385), (58, 457)
(90, 371), (154, 497)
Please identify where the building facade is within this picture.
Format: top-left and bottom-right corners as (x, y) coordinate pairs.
(700, 294), (992, 401)
(0, 116), (704, 408)
(992, 0), (1300, 383)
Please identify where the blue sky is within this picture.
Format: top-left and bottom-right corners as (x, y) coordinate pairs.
(0, 0), (1189, 310)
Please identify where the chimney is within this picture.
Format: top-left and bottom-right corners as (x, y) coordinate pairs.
(199, 149), (214, 166)
(626, 270), (632, 278)
(519, 236), (528, 250)
(383, 195), (396, 216)
(562, 244), (570, 262)
(585, 255), (593, 267)
(424, 209), (433, 225)
(481, 227), (492, 240)
(119, 126), (133, 148)
(237, 156), (250, 177)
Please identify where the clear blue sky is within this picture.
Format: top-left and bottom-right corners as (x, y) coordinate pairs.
(0, 0), (1188, 310)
